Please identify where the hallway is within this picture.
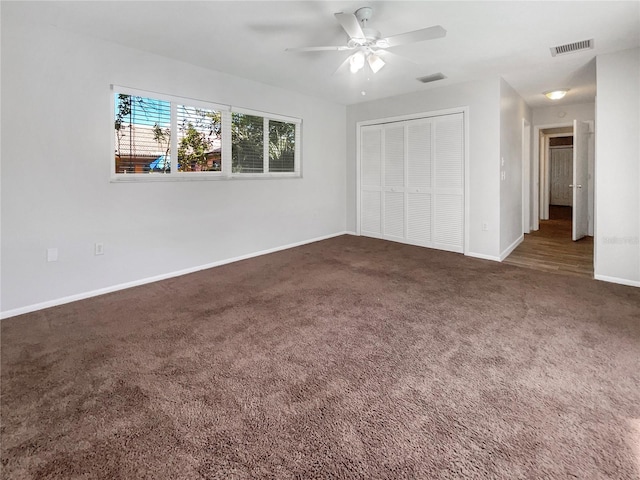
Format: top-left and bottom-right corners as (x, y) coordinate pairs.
(504, 206), (594, 278)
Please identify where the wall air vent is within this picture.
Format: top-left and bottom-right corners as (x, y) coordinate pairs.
(417, 73), (446, 84)
(550, 39), (594, 57)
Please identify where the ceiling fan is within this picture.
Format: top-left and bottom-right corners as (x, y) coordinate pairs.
(286, 7), (446, 74)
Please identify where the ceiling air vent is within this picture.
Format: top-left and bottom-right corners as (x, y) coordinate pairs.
(550, 39), (594, 57)
(417, 73), (446, 84)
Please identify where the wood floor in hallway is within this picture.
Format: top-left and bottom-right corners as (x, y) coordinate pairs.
(503, 206), (594, 278)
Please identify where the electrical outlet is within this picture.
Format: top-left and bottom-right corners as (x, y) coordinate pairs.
(95, 243), (104, 256)
(482, 222), (489, 231)
(47, 248), (58, 262)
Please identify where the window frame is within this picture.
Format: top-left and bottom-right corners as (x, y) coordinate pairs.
(230, 107), (301, 178)
(111, 85), (302, 182)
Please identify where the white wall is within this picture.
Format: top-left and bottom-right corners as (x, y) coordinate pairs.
(532, 102), (595, 126)
(1, 10), (347, 315)
(346, 79), (501, 259)
(595, 48), (640, 286)
(499, 78), (531, 257)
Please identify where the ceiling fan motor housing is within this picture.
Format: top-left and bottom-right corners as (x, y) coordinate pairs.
(348, 28), (382, 47)
(352, 8), (387, 48)
(355, 7), (373, 24)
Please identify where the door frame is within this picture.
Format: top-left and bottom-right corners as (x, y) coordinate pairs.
(543, 132), (574, 219)
(522, 119), (531, 233)
(532, 122), (573, 230)
(355, 106), (470, 253)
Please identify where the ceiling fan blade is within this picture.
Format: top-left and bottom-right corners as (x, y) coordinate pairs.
(334, 12), (365, 40)
(286, 45), (353, 52)
(383, 25), (446, 48)
(377, 48), (418, 64)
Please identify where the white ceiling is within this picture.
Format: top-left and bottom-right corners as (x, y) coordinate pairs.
(14, 1), (640, 107)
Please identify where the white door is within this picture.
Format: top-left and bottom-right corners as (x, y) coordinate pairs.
(383, 125), (406, 239)
(360, 128), (383, 237)
(406, 120), (433, 244)
(359, 112), (464, 253)
(572, 120), (589, 241)
(433, 114), (464, 252)
(550, 147), (573, 206)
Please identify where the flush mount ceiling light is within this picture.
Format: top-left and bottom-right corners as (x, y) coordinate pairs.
(544, 89), (569, 100)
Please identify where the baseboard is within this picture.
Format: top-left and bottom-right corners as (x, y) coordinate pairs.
(465, 252), (501, 262)
(594, 274), (640, 288)
(499, 234), (524, 262)
(1, 231), (350, 320)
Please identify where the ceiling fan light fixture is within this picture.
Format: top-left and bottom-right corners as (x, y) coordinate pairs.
(544, 89), (569, 100)
(286, 8), (446, 78)
(349, 51), (365, 73)
(367, 53), (385, 73)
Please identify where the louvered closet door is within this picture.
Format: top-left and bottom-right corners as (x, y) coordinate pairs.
(433, 113), (464, 252)
(383, 125), (405, 239)
(359, 112), (464, 254)
(360, 127), (383, 237)
(407, 120), (433, 245)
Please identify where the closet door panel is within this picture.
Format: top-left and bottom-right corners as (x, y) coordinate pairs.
(361, 190), (382, 235)
(407, 122), (432, 190)
(407, 121), (433, 244)
(433, 113), (464, 252)
(435, 114), (464, 190)
(384, 191), (405, 238)
(361, 129), (382, 187)
(382, 125), (406, 239)
(434, 194), (464, 252)
(384, 126), (405, 188)
(407, 193), (431, 243)
(360, 127), (383, 235)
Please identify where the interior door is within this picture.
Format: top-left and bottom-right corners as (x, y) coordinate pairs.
(572, 120), (589, 241)
(383, 125), (406, 239)
(550, 147), (573, 206)
(432, 114), (464, 253)
(359, 112), (464, 253)
(406, 120), (432, 244)
(360, 127), (383, 237)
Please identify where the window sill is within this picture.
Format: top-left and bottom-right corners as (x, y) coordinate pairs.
(110, 172), (302, 183)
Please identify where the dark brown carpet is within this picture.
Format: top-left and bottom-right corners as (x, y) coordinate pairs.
(2, 235), (640, 479)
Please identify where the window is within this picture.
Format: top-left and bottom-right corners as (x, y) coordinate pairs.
(269, 120), (296, 173)
(231, 113), (298, 174)
(112, 86), (301, 180)
(177, 105), (222, 172)
(232, 113), (264, 173)
(114, 94), (171, 174)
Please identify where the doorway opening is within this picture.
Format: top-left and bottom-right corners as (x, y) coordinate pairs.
(533, 121), (593, 239)
(546, 129), (574, 226)
(505, 120), (594, 278)
(539, 126), (574, 225)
